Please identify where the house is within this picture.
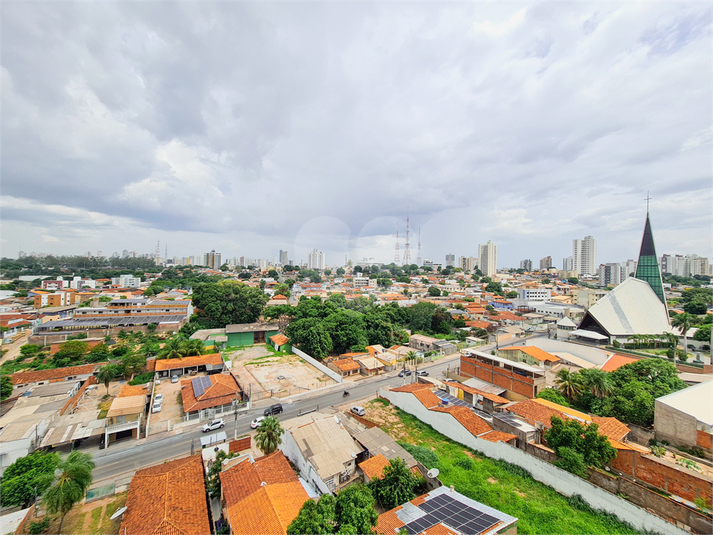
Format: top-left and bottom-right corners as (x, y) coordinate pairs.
(327, 358), (362, 377)
(442, 381), (510, 414)
(180, 373), (241, 416)
(226, 322), (281, 346)
(353, 355), (385, 376)
(269, 333), (291, 352)
(375, 485), (518, 535)
(219, 451), (310, 535)
(654, 380), (712, 453)
(350, 426), (419, 482)
(409, 334), (440, 352)
(497, 346), (561, 369)
(459, 349), (547, 399)
(280, 412), (364, 494)
(10, 363), (97, 388)
(120, 455), (211, 535)
(105, 385), (148, 445)
(154, 353), (224, 379)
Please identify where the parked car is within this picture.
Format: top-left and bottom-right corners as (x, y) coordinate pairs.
(416, 370), (429, 377)
(398, 370), (412, 377)
(171, 375), (179, 383)
(350, 406), (366, 417)
(250, 416), (265, 429)
(151, 402), (162, 414)
(154, 393), (163, 403)
(202, 418), (225, 432)
(264, 404), (283, 416)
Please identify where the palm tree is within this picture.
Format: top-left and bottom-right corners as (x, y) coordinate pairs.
(96, 365), (117, 396)
(183, 339), (205, 357)
(671, 313), (695, 359)
(255, 416), (283, 455)
(158, 336), (187, 359)
(580, 369), (614, 399)
(554, 369), (583, 402)
(43, 451), (95, 534)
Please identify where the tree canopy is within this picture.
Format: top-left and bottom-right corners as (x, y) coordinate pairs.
(0, 451), (60, 508)
(288, 484), (378, 535)
(545, 417), (617, 478)
(368, 458), (421, 510)
(190, 280), (269, 328)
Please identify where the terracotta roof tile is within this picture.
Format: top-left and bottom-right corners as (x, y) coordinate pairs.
(479, 430), (518, 444)
(331, 358), (361, 372)
(506, 399), (567, 428)
(120, 455), (210, 535)
(600, 353), (638, 373)
(431, 406), (493, 437)
(413, 388), (442, 409)
(375, 506), (405, 535)
(10, 364), (96, 385)
(591, 416), (630, 441)
(501, 346), (560, 362)
(391, 383), (432, 393)
(180, 373), (239, 413)
(118, 384), (149, 398)
(359, 454), (391, 481)
(155, 353), (223, 372)
(269, 334), (290, 346)
(422, 523), (461, 535)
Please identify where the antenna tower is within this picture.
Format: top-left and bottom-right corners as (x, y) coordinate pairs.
(394, 222), (400, 265)
(165, 244), (168, 260)
(417, 225), (422, 266)
(403, 208), (411, 265)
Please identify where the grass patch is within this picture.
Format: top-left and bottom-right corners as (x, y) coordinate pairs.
(368, 404), (648, 535)
(100, 493), (127, 534)
(87, 506), (103, 534)
(128, 372), (153, 385)
(97, 400), (112, 419)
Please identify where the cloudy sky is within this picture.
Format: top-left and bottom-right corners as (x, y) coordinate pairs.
(1, 2), (711, 268)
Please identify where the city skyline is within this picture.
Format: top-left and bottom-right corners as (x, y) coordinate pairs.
(1, 3), (710, 266)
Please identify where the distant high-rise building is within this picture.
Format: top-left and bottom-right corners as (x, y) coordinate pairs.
(460, 256), (478, 272)
(519, 259), (532, 272)
(445, 254), (455, 267)
(204, 250), (222, 270)
(635, 212), (666, 305)
(539, 256), (553, 271)
(621, 259), (638, 280)
(598, 263), (622, 287)
(478, 241), (497, 277)
(573, 236), (597, 276)
(122, 249), (129, 258)
(308, 249), (325, 270)
(563, 256), (573, 271)
(279, 250), (289, 266)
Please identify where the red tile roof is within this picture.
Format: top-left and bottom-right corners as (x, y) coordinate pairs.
(600, 353), (638, 373)
(391, 383), (433, 393)
(180, 373), (239, 413)
(331, 358), (361, 372)
(500, 346), (560, 363)
(154, 353), (223, 372)
(10, 364), (96, 385)
(120, 455), (210, 535)
(359, 454), (391, 481)
(220, 452), (309, 535)
(270, 334), (290, 346)
(479, 430), (518, 444)
(443, 381), (509, 404)
(431, 406), (493, 437)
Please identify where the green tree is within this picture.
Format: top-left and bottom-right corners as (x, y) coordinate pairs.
(323, 310), (368, 355)
(505, 291), (518, 298)
(536, 388), (570, 407)
(0, 451), (60, 508)
(20, 344), (41, 357)
(1, 374), (13, 401)
(671, 313), (695, 356)
(43, 451), (95, 534)
(96, 365), (119, 396)
(545, 417), (616, 475)
(369, 458), (420, 510)
(682, 300), (708, 315)
(694, 324), (711, 342)
(326, 293), (347, 308)
(336, 268), (345, 276)
(52, 340), (89, 366)
(334, 484), (379, 535)
(428, 286), (441, 297)
(206, 450), (237, 498)
(567, 277), (579, 285)
(85, 342), (111, 363)
(121, 353), (146, 379)
(408, 302), (437, 333)
(286, 318), (333, 359)
(191, 280), (269, 328)
(579, 369), (614, 399)
(552, 447), (588, 478)
(554, 369), (583, 402)
(485, 281), (503, 295)
(268, 269), (280, 279)
(158, 336), (188, 359)
(255, 416), (283, 455)
(365, 315), (397, 348)
(287, 494), (336, 534)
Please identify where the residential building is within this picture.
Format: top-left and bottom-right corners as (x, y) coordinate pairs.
(279, 250), (289, 266)
(562, 256), (574, 271)
(111, 274), (141, 288)
(375, 486), (518, 535)
(460, 256), (478, 272)
(154, 353), (225, 380)
(519, 259), (532, 272)
(497, 346), (560, 369)
(180, 373), (241, 417)
(353, 276), (377, 288)
(572, 235), (597, 276)
(120, 455), (211, 535)
(41, 277), (70, 290)
(598, 263), (622, 287)
(445, 254), (455, 267)
(105, 384), (148, 445)
(460, 349), (546, 398)
(204, 249), (222, 269)
(516, 288), (551, 302)
(573, 289), (607, 309)
(621, 259), (638, 280)
(478, 241), (497, 277)
(31, 290), (79, 309)
(219, 452), (310, 535)
(539, 256), (552, 270)
(307, 249), (325, 270)
(654, 380), (712, 454)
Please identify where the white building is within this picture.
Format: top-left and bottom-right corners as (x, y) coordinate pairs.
(572, 236), (597, 276)
(460, 256), (478, 272)
(308, 249), (325, 270)
(516, 288), (552, 301)
(478, 241), (497, 277)
(353, 276), (377, 288)
(111, 274), (141, 288)
(621, 259), (638, 280)
(445, 254), (455, 267)
(563, 256), (574, 271)
(598, 263), (621, 287)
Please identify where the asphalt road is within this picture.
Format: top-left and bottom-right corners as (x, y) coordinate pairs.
(90, 337), (534, 482)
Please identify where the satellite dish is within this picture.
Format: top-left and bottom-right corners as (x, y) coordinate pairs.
(427, 469), (440, 479)
(110, 507), (127, 520)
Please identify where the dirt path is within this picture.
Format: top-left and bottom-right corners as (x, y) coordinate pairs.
(0, 332), (29, 365)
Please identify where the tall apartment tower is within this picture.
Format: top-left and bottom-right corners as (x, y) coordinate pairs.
(445, 254), (455, 267)
(539, 256), (553, 270)
(279, 250), (289, 265)
(307, 249), (325, 270)
(598, 263), (622, 287)
(460, 256), (478, 272)
(563, 256), (574, 271)
(519, 259), (532, 271)
(204, 250), (222, 269)
(572, 236), (597, 276)
(478, 241), (497, 277)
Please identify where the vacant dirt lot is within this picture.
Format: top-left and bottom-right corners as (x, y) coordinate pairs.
(148, 376), (185, 434)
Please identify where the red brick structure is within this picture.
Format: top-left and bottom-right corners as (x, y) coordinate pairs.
(460, 350), (546, 398)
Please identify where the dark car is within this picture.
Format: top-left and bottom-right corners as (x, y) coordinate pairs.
(417, 370), (429, 377)
(398, 370), (412, 377)
(264, 403), (284, 416)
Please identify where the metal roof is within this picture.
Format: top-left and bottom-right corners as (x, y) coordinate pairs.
(225, 322), (280, 333)
(656, 381), (713, 426)
(351, 427), (417, 467)
(38, 315), (186, 329)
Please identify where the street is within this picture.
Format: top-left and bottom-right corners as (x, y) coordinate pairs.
(90, 337), (531, 483)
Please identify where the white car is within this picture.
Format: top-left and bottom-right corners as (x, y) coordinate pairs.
(151, 402), (162, 414)
(250, 417), (265, 429)
(202, 418), (225, 433)
(154, 393), (163, 404)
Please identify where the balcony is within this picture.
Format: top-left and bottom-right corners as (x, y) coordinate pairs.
(106, 420), (140, 434)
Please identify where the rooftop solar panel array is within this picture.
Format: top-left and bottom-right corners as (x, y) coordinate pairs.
(437, 392), (472, 409)
(192, 376), (212, 398)
(403, 493), (499, 535)
(37, 315), (186, 330)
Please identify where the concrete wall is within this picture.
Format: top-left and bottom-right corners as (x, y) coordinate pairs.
(292, 347), (343, 383)
(379, 387), (690, 535)
(227, 332), (254, 347)
(654, 400), (698, 448)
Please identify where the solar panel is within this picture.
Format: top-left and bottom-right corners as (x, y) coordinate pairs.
(192, 377), (206, 397)
(405, 493), (500, 535)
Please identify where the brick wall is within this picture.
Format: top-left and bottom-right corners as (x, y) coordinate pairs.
(229, 436), (251, 453)
(696, 430), (712, 451)
(612, 449), (712, 505)
(459, 354), (536, 397)
(350, 413), (379, 429)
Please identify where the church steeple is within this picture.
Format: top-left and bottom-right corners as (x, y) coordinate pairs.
(635, 205), (666, 306)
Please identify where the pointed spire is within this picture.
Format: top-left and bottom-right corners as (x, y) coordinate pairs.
(635, 211), (666, 306)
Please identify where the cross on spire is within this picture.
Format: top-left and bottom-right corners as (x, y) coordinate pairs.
(645, 191), (652, 213)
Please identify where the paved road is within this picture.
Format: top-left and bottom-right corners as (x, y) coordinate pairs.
(89, 336), (535, 482)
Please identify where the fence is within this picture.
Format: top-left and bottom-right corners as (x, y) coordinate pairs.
(292, 347), (343, 383)
(380, 387), (691, 535)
